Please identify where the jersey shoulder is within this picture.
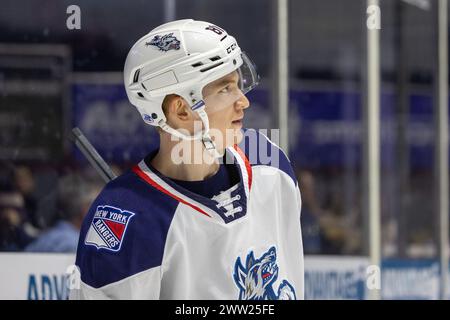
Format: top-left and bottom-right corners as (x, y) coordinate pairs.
(76, 169), (179, 288)
(238, 128), (297, 186)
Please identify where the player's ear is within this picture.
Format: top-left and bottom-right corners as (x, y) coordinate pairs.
(163, 94), (192, 122)
(174, 97), (191, 121)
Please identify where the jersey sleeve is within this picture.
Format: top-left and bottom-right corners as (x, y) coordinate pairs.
(69, 171), (179, 300)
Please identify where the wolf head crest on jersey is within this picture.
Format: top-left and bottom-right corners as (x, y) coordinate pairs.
(233, 246), (296, 300)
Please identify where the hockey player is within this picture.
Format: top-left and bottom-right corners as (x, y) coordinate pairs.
(70, 19), (304, 300)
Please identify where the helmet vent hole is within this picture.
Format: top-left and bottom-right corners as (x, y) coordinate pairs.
(133, 69), (140, 83)
(192, 62), (203, 68)
(137, 92), (144, 98)
(200, 62), (224, 73)
(210, 56), (221, 62)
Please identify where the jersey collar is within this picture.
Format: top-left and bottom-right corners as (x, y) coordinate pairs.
(132, 145), (252, 224)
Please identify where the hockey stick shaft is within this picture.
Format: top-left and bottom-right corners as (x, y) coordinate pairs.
(70, 127), (117, 183)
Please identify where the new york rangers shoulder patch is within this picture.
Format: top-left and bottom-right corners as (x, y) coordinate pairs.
(84, 205), (135, 252)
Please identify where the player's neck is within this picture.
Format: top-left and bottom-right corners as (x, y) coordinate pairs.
(151, 137), (220, 182)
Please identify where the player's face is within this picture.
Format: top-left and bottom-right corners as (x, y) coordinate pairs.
(202, 70), (250, 150)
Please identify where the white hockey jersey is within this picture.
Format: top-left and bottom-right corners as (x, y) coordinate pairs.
(70, 129), (304, 300)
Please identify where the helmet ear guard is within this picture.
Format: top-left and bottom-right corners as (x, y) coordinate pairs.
(124, 19), (259, 156)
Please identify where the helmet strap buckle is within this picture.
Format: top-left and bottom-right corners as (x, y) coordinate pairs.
(202, 136), (216, 151)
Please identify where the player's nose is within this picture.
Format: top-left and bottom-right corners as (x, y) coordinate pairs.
(234, 90), (250, 110)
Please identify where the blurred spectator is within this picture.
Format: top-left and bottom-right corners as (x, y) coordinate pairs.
(13, 166), (40, 229)
(299, 170), (323, 254)
(299, 169), (363, 255)
(25, 173), (100, 253)
(319, 180), (362, 255)
(0, 191), (35, 251)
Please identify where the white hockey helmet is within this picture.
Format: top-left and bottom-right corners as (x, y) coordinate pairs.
(123, 19), (259, 150)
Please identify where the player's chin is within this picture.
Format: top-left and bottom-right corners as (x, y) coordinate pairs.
(232, 128), (244, 146)
(219, 127), (242, 148)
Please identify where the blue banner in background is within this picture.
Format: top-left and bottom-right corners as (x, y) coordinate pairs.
(304, 257), (367, 300)
(72, 84), (159, 165)
(304, 257), (443, 300)
(72, 84), (437, 169)
(250, 89), (435, 170)
(381, 259), (440, 300)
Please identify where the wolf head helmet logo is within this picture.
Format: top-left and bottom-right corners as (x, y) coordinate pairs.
(146, 33), (181, 52)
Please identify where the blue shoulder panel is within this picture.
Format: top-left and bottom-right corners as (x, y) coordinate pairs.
(75, 169), (179, 288)
(238, 128), (297, 186)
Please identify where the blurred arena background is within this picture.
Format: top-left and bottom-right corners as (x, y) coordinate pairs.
(0, 0), (449, 300)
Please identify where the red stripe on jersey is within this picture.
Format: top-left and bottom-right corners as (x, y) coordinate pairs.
(132, 165), (211, 218)
(233, 145), (252, 191)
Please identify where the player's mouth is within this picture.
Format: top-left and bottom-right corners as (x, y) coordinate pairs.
(232, 118), (243, 126)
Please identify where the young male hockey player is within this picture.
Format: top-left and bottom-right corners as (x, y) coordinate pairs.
(70, 19), (304, 300)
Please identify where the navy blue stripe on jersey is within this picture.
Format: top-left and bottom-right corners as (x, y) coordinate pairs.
(238, 128), (297, 186)
(142, 151), (249, 224)
(133, 164), (211, 218)
(76, 169), (180, 288)
(169, 162), (234, 199)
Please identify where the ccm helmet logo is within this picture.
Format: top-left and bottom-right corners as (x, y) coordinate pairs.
(227, 43), (237, 54)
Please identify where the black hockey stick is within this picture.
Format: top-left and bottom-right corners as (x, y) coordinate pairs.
(70, 127), (117, 183)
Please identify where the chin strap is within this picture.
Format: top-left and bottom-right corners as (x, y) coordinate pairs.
(158, 101), (222, 158)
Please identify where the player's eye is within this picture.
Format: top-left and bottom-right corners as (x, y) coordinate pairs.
(219, 85), (230, 94)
